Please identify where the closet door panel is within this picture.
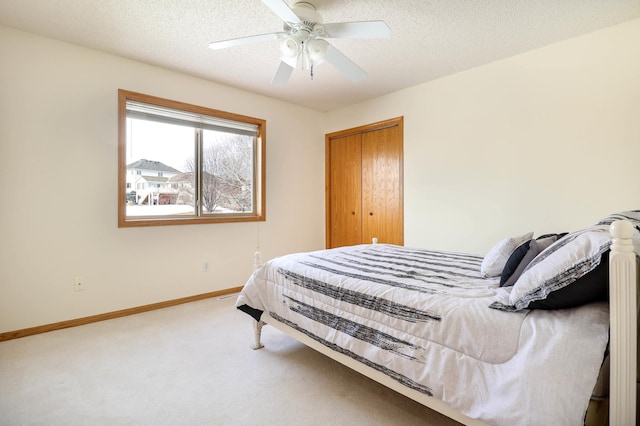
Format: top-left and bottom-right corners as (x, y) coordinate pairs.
(328, 134), (362, 248)
(361, 126), (403, 245)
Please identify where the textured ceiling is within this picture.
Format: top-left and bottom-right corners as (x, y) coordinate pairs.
(1, 0), (639, 111)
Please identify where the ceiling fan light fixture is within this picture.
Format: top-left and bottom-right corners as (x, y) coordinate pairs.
(306, 38), (327, 63)
(279, 37), (299, 57)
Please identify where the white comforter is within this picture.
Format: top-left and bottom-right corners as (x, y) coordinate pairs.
(236, 244), (609, 425)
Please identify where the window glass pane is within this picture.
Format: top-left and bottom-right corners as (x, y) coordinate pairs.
(125, 117), (196, 217)
(201, 129), (254, 215)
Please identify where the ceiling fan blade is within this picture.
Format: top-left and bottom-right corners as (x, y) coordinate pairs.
(209, 32), (282, 50)
(322, 21), (390, 39)
(271, 61), (294, 85)
(324, 44), (367, 83)
(280, 55), (298, 68)
(261, 0), (302, 25)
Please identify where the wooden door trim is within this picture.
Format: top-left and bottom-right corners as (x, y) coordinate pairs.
(325, 117), (404, 248)
(326, 117), (403, 139)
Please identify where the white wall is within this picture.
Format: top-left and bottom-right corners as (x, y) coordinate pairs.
(3, 19), (640, 333)
(0, 26), (326, 332)
(326, 19), (640, 255)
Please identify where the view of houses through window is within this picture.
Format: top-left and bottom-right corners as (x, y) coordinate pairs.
(118, 90), (265, 227)
(126, 117), (196, 216)
(125, 122), (254, 216)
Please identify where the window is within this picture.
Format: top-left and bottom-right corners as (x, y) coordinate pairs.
(118, 90), (266, 227)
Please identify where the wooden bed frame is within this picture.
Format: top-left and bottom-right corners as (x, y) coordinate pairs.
(250, 220), (638, 425)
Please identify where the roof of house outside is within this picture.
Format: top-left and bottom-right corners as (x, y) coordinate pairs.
(127, 159), (181, 174)
(168, 172), (195, 183)
(168, 171), (217, 183)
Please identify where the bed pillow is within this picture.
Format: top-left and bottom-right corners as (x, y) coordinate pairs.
(504, 226), (611, 310)
(499, 233), (566, 286)
(527, 251), (609, 309)
(481, 232), (533, 278)
(500, 235), (558, 288)
(499, 239), (531, 286)
(595, 210), (640, 230)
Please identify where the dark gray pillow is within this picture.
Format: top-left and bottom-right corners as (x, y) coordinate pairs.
(500, 236), (557, 287)
(499, 240), (531, 286)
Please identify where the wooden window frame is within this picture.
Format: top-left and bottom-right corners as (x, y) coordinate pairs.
(118, 89), (266, 227)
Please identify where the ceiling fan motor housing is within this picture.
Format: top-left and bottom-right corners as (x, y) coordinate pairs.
(292, 2), (322, 28)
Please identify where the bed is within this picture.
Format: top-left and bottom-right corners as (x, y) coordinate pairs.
(236, 211), (639, 425)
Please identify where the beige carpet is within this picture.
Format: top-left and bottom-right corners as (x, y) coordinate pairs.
(0, 295), (462, 426)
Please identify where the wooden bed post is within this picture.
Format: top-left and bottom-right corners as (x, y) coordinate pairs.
(609, 220), (637, 425)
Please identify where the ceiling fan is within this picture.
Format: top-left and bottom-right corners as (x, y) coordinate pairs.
(208, 0), (390, 85)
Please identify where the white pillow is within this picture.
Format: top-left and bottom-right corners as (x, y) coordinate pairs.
(481, 232), (533, 278)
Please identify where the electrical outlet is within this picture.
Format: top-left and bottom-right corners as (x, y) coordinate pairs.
(74, 277), (85, 291)
(202, 261), (209, 272)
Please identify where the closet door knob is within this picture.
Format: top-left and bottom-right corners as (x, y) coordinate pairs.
(369, 212), (373, 216)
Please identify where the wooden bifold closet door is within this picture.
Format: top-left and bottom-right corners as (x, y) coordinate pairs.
(326, 117), (403, 249)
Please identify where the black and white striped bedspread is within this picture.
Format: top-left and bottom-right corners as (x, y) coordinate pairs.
(236, 244), (609, 426)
